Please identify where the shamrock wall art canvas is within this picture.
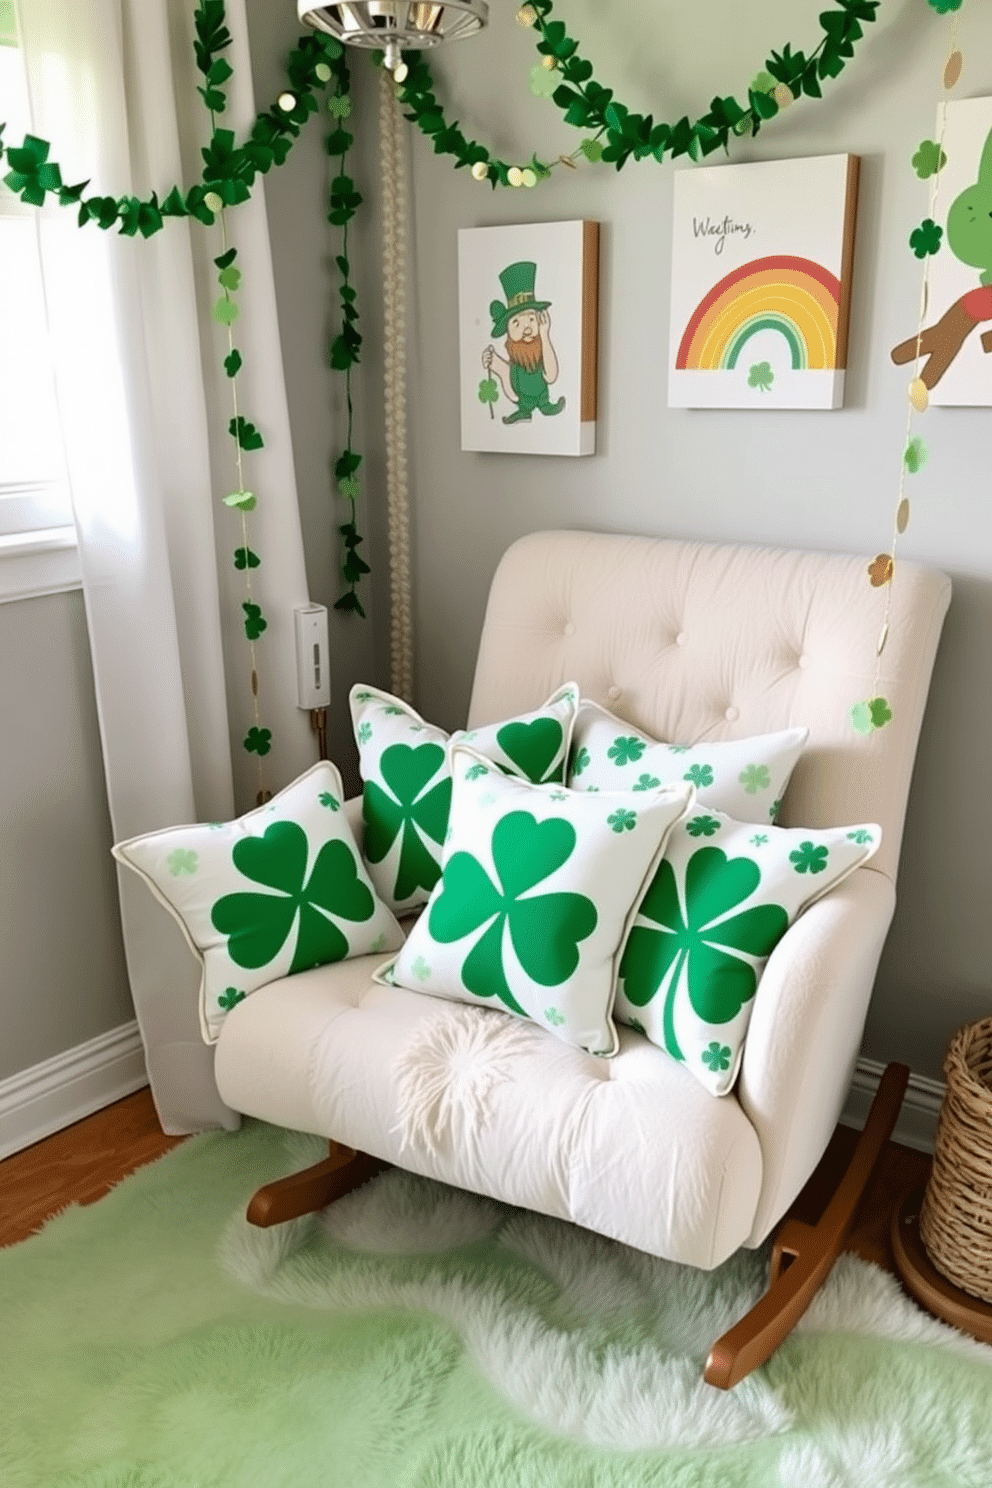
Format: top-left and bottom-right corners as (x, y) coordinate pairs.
(458, 220), (599, 456)
(891, 96), (992, 407)
(668, 153), (860, 410)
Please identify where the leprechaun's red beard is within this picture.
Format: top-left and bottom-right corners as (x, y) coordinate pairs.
(505, 335), (544, 373)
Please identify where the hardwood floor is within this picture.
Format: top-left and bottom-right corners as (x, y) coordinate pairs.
(0, 1088), (185, 1248)
(0, 1087), (932, 1274)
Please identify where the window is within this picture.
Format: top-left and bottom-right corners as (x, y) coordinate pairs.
(0, 15), (80, 603)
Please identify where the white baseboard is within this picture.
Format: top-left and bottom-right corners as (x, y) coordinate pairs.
(841, 1057), (944, 1153)
(0, 1022), (148, 1161)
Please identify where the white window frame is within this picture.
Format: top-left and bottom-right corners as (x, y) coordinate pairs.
(0, 27), (81, 605)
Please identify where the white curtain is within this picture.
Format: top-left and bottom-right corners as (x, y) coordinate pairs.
(19, 0), (318, 1132)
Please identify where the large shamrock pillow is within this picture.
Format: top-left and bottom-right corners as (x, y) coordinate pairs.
(615, 808), (881, 1095)
(112, 761), (404, 1044)
(568, 700), (808, 824)
(376, 745), (695, 1057)
(350, 682), (580, 915)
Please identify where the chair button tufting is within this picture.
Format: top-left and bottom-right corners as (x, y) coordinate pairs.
(675, 632), (686, 647)
(724, 706), (739, 722)
(607, 685), (622, 702)
(564, 621), (575, 637)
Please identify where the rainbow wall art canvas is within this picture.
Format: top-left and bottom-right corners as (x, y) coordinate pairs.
(668, 154), (860, 410)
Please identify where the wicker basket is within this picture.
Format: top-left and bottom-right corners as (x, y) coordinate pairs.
(920, 1016), (992, 1303)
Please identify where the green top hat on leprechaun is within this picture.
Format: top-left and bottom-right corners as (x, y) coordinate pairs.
(489, 261), (553, 338)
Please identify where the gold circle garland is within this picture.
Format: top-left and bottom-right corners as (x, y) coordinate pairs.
(397, 0), (882, 187)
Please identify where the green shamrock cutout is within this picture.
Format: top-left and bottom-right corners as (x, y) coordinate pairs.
(580, 138), (603, 163)
(428, 811), (598, 1016)
(243, 726), (272, 756)
(789, 841), (829, 875)
(364, 743), (452, 902)
(224, 349), (242, 378)
(904, 437), (928, 474)
(909, 218), (943, 258)
(328, 94), (352, 118)
(748, 361), (774, 392)
(869, 696), (893, 728)
(233, 547), (260, 570)
(223, 490), (256, 511)
(211, 821), (374, 974)
(620, 847), (788, 1060)
(495, 717), (564, 783)
(530, 63), (558, 98)
(242, 602), (267, 641)
(3, 134), (62, 206)
(218, 265), (242, 292)
(913, 140), (947, 180)
(607, 736), (646, 767)
(212, 296), (239, 326)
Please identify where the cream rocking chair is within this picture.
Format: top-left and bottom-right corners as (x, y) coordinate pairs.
(213, 528), (951, 1387)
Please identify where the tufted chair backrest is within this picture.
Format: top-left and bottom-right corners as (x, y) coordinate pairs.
(468, 529), (951, 884)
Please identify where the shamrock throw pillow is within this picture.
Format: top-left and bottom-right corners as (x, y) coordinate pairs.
(112, 761), (404, 1044)
(350, 682), (581, 915)
(615, 808), (882, 1095)
(568, 701), (808, 824)
(376, 745), (695, 1057)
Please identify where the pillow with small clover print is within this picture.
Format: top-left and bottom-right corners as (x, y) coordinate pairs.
(350, 681), (581, 916)
(567, 700), (808, 825)
(111, 761), (404, 1045)
(614, 808), (881, 1096)
(375, 744), (695, 1057)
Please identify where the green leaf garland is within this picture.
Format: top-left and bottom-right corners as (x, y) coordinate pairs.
(397, 0), (880, 186)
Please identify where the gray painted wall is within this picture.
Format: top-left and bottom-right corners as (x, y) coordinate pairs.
(249, 0), (992, 1084)
(4, 1), (989, 1094)
(0, 590), (131, 1080)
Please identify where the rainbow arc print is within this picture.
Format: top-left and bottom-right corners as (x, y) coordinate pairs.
(676, 255), (841, 372)
(667, 153), (859, 410)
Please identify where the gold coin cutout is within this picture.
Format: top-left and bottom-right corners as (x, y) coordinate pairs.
(944, 51), (963, 90)
(909, 378), (929, 413)
(897, 499), (910, 535)
(868, 554), (894, 588)
(877, 622), (889, 658)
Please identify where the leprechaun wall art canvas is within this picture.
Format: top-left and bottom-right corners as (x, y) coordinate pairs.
(458, 220), (599, 455)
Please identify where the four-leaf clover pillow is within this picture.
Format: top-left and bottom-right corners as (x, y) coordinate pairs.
(350, 682), (581, 915)
(568, 701), (808, 824)
(615, 808), (882, 1095)
(376, 745), (695, 1057)
(112, 761), (404, 1044)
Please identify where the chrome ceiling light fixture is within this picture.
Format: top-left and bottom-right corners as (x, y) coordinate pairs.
(298, 2), (488, 77)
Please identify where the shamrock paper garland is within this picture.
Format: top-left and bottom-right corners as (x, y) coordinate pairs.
(396, 0), (881, 191)
(855, 0), (965, 738)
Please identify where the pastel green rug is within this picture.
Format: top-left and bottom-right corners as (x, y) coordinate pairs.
(4, 1120), (992, 1488)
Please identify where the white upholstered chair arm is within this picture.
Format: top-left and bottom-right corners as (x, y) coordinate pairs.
(738, 866), (896, 1246)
